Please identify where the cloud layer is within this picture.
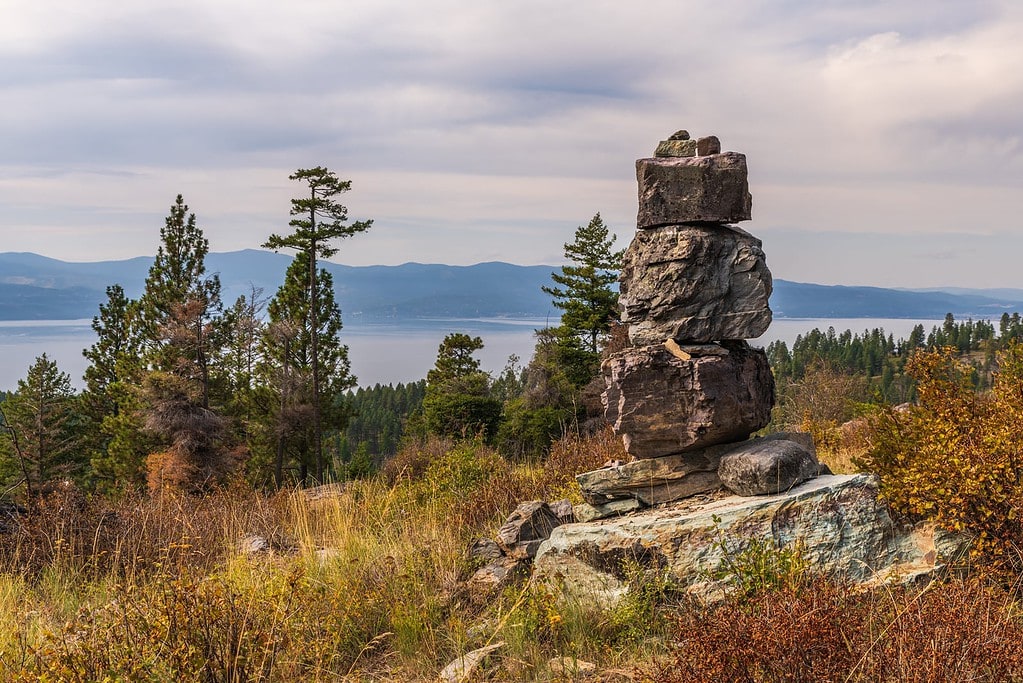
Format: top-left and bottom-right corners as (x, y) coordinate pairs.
(2, 0), (1021, 286)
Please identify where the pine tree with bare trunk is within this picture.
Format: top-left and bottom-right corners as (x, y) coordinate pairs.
(262, 168), (371, 484)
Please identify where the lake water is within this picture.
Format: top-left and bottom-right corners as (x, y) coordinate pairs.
(0, 317), (946, 392)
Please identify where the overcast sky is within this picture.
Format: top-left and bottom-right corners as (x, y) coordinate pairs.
(2, 0), (1021, 288)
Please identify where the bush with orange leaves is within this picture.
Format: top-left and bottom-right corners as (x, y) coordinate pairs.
(858, 343), (1023, 570)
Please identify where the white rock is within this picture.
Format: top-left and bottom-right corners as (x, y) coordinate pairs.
(438, 642), (504, 683)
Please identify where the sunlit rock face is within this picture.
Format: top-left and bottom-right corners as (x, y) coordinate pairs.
(534, 475), (972, 607)
(619, 223), (772, 346)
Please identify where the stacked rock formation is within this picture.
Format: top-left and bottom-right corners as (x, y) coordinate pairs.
(577, 131), (825, 518)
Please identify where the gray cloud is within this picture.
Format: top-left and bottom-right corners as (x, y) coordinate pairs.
(1, 0), (1022, 288)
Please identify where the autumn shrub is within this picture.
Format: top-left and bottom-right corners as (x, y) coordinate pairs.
(547, 424), (628, 484)
(710, 530), (809, 599)
(770, 360), (871, 473)
(649, 578), (865, 682)
(647, 577), (1023, 683)
(859, 344), (1023, 570)
(0, 483), (288, 580)
(380, 434), (455, 485)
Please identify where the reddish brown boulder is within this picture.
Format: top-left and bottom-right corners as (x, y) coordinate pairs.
(602, 342), (774, 459)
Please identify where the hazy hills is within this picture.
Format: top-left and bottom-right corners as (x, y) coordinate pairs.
(2, 250), (1023, 323)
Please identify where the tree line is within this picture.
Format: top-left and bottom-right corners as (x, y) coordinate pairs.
(1, 168), (372, 495)
(0, 195), (624, 496)
(336, 213), (624, 465)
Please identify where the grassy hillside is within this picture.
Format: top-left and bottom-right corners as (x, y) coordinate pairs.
(3, 430), (1023, 681)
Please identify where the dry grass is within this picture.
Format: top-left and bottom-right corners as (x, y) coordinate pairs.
(0, 431), (628, 681)
(4, 430), (1023, 681)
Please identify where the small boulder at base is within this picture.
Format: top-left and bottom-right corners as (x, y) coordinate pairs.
(468, 537), (504, 563)
(495, 501), (563, 560)
(602, 342), (774, 459)
(439, 642), (504, 683)
(718, 434), (824, 496)
(467, 557), (527, 597)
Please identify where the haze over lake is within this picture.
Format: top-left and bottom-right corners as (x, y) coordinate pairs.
(0, 317), (948, 393)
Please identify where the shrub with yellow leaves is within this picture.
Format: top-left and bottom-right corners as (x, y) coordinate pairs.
(859, 343), (1023, 570)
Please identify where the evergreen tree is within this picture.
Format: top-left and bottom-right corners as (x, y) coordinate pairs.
(0, 355), (83, 495)
(80, 284), (143, 490)
(220, 286), (268, 450)
(259, 257), (355, 485)
(542, 213), (624, 355)
(423, 333), (501, 440)
(497, 327), (580, 459)
(139, 195), (224, 405)
(95, 195), (225, 491)
(262, 167), (372, 483)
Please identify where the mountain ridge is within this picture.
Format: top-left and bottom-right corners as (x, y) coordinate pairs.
(2, 250), (1022, 323)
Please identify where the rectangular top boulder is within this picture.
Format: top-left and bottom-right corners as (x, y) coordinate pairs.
(637, 152), (752, 228)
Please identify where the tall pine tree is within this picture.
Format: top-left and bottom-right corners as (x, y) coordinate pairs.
(262, 168), (372, 483)
(260, 256), (355, 485)
(139, 194), (224, 404)
(81, 284), (143, 490)
(0, 355), (84, 496)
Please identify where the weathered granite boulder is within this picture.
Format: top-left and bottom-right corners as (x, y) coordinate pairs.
(637, 152), (752, 228)
(576, 433), (815, 506)
(602, 341), (774, 458)
(548, 499), (576, 525)
(718, 434), (824, 496)
(620, 223), (772, 345)
(495, 501), (564, 560)
(468, 537), (504, 563)
(534, 474), (972, 608)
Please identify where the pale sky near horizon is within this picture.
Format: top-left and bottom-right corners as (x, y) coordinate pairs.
(1, 0), (1021, 288)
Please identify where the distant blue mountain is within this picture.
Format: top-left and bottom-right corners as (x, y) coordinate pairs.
(2, 250), (1022, 322)
(0, 251), (562, 321)
(770, 280), (1023, 319)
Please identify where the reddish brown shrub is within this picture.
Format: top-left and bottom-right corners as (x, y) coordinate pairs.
(648, 578), (1023, 683)
(0, 483), (289, 579)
